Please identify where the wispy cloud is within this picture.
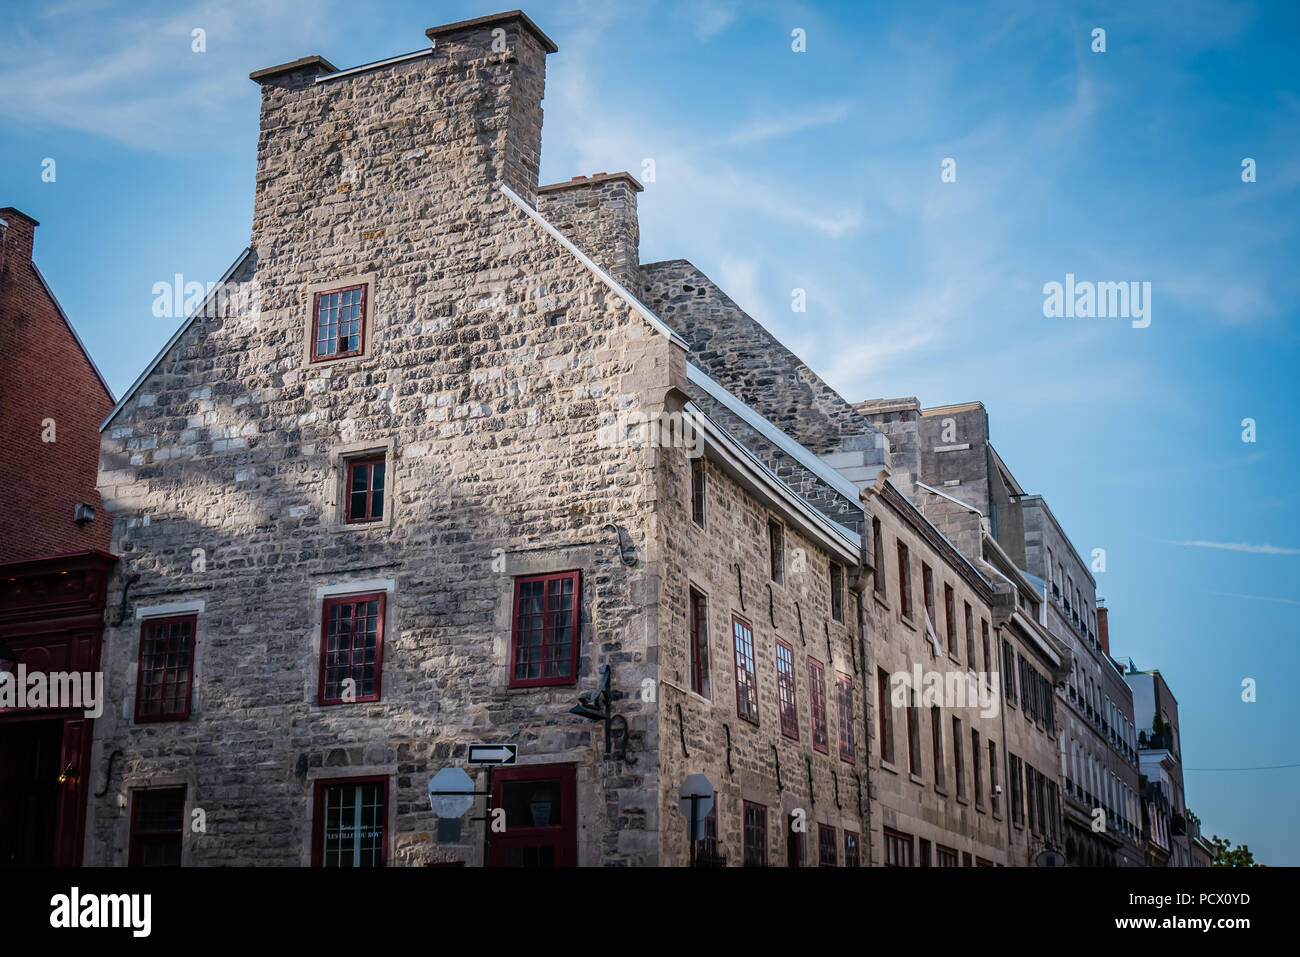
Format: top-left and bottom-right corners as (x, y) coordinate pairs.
(1211, 591), (1300, 606)
(1170, 540), (1300, 555)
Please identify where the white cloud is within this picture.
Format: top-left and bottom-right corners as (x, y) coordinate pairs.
(1170, 541), (1300, 556)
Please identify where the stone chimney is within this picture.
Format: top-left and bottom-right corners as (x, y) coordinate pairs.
(537, 172), (642, 290)
(248, 10), (557, 248)
(1097, 600), (1110, 655)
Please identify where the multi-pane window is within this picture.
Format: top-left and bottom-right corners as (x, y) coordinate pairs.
(896, 541), (913, 618)
(972, 728), (983, 808)
(931, 705), (945, 789)
(344, 454), (386, 524)
(1002, 638), (1017, 706)
(818, 824), (837, 866)
(872, 517), (885, 597)
(981, 619), (991, 676)
(776, 640), (799, 739)
(690, 457), (706, 528)
(829, 561), (844, 622)
(944, 583), (956, 656)
(922, 563), (935, 629)
(128, 787), (186, 866)
(742, 801), (767, 867)
(876, 668), (894, 764)
(844, 831), (860, 867)
(936, 844), (959, 867)
(510, 572), (579, 688)
(732, 616), (759, 724)
(809, 658), (829, 753)
(689, 588), (710, 698)
(313, 777), (386, 867)
(883, 828), (913, 867)
(768, 519), (783, 584)
(1008, 754), (1024, 825)
(964, 602), (975, 668)
(311, 284), (366, 361)
(952, 716), (966, 800)
(988, 740), (999, 814)
(135, 615), (196, 722)
(319, 593), (384, 704)
(836, 673), (855, 763)
(906, 690), (921, 775)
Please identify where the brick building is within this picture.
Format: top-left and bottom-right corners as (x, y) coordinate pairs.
(0, 207), (116, 865)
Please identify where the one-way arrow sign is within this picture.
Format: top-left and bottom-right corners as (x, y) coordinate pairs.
(467, 744), (518, 765)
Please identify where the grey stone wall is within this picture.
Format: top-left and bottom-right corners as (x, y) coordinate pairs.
(538, 173), (642, 290)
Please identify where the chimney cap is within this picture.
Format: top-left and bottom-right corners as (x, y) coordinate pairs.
(538, 171), (645, 194)
(250, 55), (339, 83)
(426, 10), (558, 54)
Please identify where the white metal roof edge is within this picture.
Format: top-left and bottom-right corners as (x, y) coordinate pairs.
(315, 48), (434, 83)
(99, 247), (254, 432)
(884, 477), (992, 592)
(686, 363), (863, 505)
(497, 183), (688, 350)
(684, 402), (861, 559)
(31, 263), (114, 401)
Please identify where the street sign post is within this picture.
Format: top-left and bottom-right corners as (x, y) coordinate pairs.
(468, 744), (518, 766)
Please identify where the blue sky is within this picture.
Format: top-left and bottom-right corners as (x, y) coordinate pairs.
(3, 0), (1297, 862)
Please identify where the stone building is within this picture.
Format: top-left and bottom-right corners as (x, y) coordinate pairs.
(0, 207), (116, 865)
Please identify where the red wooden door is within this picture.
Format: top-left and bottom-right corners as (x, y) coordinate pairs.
(487, 764), (577, 867)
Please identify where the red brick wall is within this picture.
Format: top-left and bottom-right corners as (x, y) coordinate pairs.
(0, 208), (113, 563)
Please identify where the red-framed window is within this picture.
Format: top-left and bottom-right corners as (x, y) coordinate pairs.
(883, 827), (913, 867)
(922, 562), (935, 628)
(952, 716), (966, 799)
(936, 844), (959, 867)
(312, 776), (387, 867)
(829, 561), (844, 622)
(844, 830), (860, 867)
(944, 583), (956, 655)
(742, 801), (767, 867)
(510, 571), (580, 688)
(906, 689), (921, 774)
(872, 517), (886, 597)
(964, 601), (975, 667)
(768, 519), (784, 584)
(691, 457), (706, 528)
(787, 813), (803, 867)
(318, 593), (385, 704)
(896, 541), (912, 618)
(775, 640), (799, 739)
(972, 727), (983, 808)
(836, 673), (855, 763)
(135, 615), (196, 722)
(818, 824), (837, 866)
(931, 705), (945, 789)
(689, 588), (710, 698)
(732, 615), (759, 724)
(128, 787), (185, 866)
(981, 619), (991, 675)
(344, 454), (386, 524)
(489, 764), (578, 867)
(311, 284), (367, 361)
(876, 668), (893, 764)
(809, 657), (829, 753)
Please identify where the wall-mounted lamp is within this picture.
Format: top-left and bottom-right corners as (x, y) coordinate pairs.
(569, 664), (634, 763)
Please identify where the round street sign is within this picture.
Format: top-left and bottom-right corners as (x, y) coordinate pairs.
(429, 767), (475, 818)
(678, 773), (714, 830)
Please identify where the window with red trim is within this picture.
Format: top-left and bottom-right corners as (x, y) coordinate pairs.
(732, 615), (759, 724)
(897, 542), (913, 618)
(311, 284), (367, 361)
(844, 830), (860, 867)
(742, 801), (767, 867)
(876, 667), (893, 764)
(319, 593), (384, 705)
(808, 657), (828, 753)
(818, 824), (837, 866)
(776, 640), (799, 739)
(312, 776), (387, 867)
(510, 572), (580, 688)
(135, 615), (196, 722)
(344, 454), (386, 524)
(689, 588), (710, 698)
(129, 787), (185, 866)
(837, 672), (855, 763)
(884, 827), (913, 867)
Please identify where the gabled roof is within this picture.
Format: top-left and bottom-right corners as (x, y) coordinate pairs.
(31, 263), (114, 402)
(99, 247), (253, 431)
